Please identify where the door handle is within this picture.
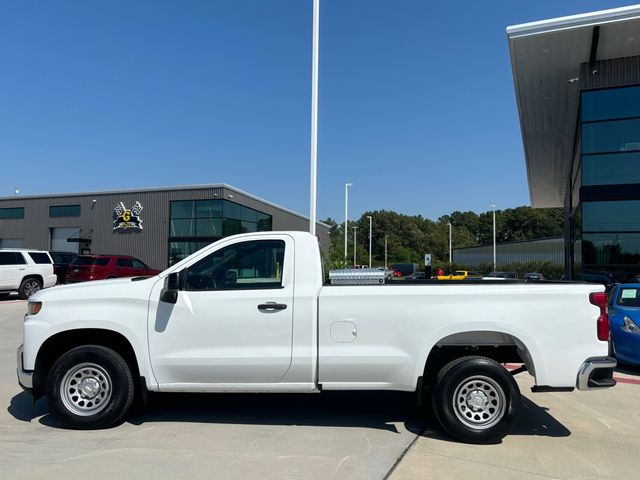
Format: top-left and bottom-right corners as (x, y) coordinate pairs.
(257, 302), (287, 312)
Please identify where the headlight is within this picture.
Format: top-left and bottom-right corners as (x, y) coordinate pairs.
(622, 316), (640, 334)
(27, 301), (42, 316)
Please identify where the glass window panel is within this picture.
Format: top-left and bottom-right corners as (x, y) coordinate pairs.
(131, 259), (147, 269)
(72, 257), (109, 266)
(239, 205), (258, 222)
(582, 152), (640, 185)
(257, 217), (272, 231)
(582, 119), (640, 154)
(184, 239), (285, 291)
(195, 200), (222, 218)
(583, 201), (640, 232)
(582, 233), (640, 266)
(0, 238), (24, 248)
(170, 201), (195, 219)
(582, 86), (640, 122)
(616, 287), (640, 307)
(223, 218), (241, 235)
(241, 221), (258, 233)
(170, 219), (196, 237)
(28, 252), (52, 264)
(224, 201), (242, 220)
(50, 205), (80, 217)
(0, 207), (24, 219)
(195, 218), (222, 237)
(0, 252), (25, 265)
(169, 241), (210, 265)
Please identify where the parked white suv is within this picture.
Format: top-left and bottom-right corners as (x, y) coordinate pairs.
(0, 249), (57, 299)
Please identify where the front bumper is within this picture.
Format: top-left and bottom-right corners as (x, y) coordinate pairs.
(577, 356), (617, 390)
(16, 345), (33, 392)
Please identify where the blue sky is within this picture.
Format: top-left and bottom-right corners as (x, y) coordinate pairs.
(0, 0), (635, 221)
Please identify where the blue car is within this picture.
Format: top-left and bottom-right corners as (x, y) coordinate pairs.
(609, 284), (640, 366)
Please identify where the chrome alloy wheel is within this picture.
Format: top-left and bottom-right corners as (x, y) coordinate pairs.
(60, 363), (112, 416)
(452, 375), (506, 430)
(23, 280), (40, 298)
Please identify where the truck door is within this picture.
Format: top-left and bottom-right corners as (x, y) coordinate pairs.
(148, 236), (294, 386)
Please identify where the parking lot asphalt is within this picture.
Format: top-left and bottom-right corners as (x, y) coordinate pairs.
(2, 296), (640, 480)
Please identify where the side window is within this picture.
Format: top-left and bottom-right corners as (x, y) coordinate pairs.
(116, 258), (132, 267)
(184, 239), (285, 291)
(28, 252), (52, 264)
(0, 252), (25, 265)
(0, 252), (15, 265)
(131, 259), (147, 269)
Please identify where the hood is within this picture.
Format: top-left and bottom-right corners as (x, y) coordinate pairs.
(30, 276), (159, 303)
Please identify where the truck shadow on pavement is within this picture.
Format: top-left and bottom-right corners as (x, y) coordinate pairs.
(8, 390), (570, 441)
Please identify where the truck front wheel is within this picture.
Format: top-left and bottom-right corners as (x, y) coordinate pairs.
(432, 356), (520, 444)
(46, 345), (134, 429)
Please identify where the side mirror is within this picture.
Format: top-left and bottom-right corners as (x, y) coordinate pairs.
(160, 272), (181, 304)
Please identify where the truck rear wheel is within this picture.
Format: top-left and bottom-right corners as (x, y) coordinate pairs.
(46, 345), (134, 429)
(431, 356), (520, 444)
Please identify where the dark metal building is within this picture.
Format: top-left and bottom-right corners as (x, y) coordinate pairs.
(0, 184), (330, 270)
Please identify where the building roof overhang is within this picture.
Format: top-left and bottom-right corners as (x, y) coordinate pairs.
(507, 5), (640, 208)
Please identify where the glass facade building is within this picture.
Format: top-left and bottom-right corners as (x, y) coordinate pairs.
(571, 85), (640, 280)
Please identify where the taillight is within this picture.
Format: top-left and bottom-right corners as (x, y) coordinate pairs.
(589, 292), (610, 341)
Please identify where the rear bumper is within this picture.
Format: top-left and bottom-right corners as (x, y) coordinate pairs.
(16, 345), (33, 392)
(577, 356), (617, 390)
(43, 274), (58, 288)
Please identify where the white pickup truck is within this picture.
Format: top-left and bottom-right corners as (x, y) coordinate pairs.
(17, 231), (616, 443)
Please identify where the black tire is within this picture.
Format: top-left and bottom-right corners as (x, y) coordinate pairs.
(18, 278), (42, 300)
(46, 345), (134, 429)
(431, 356), (520, 444)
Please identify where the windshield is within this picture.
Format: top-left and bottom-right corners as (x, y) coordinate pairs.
(617, 287), (640, 307)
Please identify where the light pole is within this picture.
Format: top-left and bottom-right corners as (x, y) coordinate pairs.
(384, 235), (388, 269)
(344, 183), (353, 263)
(367, 215), (372, 268)
(447, 222), (452, 266)
(490, 204), (497, 271)
(353, 226), (358, 266)
(309, 0), (320, 234)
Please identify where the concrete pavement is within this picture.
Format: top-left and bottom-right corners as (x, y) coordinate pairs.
(2, 296), (639, 479)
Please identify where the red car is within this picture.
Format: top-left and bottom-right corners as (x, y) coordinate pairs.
(66, 255), (161, 282)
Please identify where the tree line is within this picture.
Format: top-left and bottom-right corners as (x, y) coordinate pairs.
(322, 206), (563, 269)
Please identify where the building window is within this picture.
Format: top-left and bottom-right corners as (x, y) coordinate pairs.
(50, 205), (81, 217)
(583, 201), (640, 232)
(582, 152), (640, 186)
(581, 118), (640, 154)
(168, 199), (273, 265)
(577, 85), (640, 279)
(0, 207), (24, 219)
(582, 233), (640, 268)
(581, 85), (640, 122)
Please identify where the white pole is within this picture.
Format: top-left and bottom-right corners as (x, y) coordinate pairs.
(367, 215), (372, 268)
(384, 235), (388, 269)
(490, 204), (497, 271)
(309, 0), (320, 235)
(353, 226), (358, 266)
(447, 222), (452, 266)
(344, 183), (353, 263)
